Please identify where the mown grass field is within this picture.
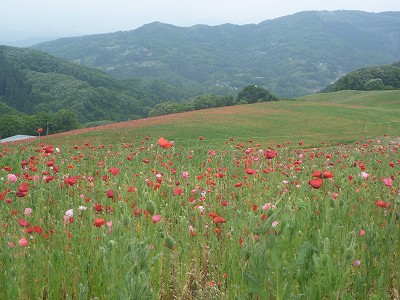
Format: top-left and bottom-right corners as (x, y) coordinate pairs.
(1, 90), (399, 299)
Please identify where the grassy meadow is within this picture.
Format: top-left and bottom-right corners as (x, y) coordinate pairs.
(0, 90), (399, 299)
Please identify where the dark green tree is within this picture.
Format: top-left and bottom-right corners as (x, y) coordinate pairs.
(49, 109), (81, 133)
(236, 85), (278, 103)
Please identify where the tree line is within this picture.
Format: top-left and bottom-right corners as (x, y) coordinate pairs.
(149, 85), (278, 117)
(0, 109), (80, 140)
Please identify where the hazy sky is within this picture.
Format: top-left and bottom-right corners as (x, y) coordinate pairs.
(1, 0), (400, 42)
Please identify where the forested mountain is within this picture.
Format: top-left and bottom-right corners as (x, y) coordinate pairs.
(32, 10), (400, 98)
(320, 62), (400, 92)
(0, 45), (163, 124)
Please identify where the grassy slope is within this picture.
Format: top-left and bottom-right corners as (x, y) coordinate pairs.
(17, 90), (400, 148)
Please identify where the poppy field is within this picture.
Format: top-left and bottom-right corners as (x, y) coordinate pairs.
(1, 90), (400, 299)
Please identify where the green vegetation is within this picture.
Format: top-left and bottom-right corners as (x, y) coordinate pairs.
(0, 45), (161, 127)
(321, 62), (400, 92)
(148, 86), (276, 117)
(0, 90), (399, 299)
(32, 11), (400, 98)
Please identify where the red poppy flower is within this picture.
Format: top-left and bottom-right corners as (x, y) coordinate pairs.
(93, 218), (105, 227)
(158, 137), (171, 149)
(94, 204), (103, 212)
(18, 219), (31, 227)
(309, 178), (323, 189)
(106, 189), (115, 198)
(245, 169), (257, 175)
(312, 171), (322, 178)
(34, 226), (43, 233)
(37, 128), (43, 134)
(264, 150), (277, 159)
(174, 187), (183, 196)
(16, 183), (29, 197)
(375, 200), (389, 208)
(322, 171), (334, 179)
(214, 216), (226, 224)
(65, 177), (77, 186)
(42, 145), (54, 154)
(108, 167), (120, 176)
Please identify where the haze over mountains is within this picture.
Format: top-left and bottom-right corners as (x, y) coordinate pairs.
(31, 10), (400, 98)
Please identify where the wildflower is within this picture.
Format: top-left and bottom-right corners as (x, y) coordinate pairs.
(271, 221), (279, 227)
(18, 237), (29, 247)
(182, 171), (189, 179)
(264, 150), (277, 159)
(106, 221), (113, 233)
(214, 216), (226, 224)
(174, 188), (183, 196)
(312, 170), (322, 178)
(65, 177), (77, 186)
(18, 219), (31, 227)
(309, 178), (323, 189)
(152, 215), (161, 224)
(24, 208), (33, 216)
(7, 174), (17, 182)
(108, 167), (120, 176)
(65, 209), (74, 217)
(245, 168), (257, 175)
(78, 206), (87, 211)
(158, 137), (172, 149)
(92, 217), (105, 227)
(359, 172), (370, 180)
(375, 200), (390, 208)
(358, 229), (366, 236)
(353, 260), (361, 266)
(262, 203), (272, 211)
(106, 190), (115, 199)
(322, 171), (334, 179)
(382, 178), (392, 187)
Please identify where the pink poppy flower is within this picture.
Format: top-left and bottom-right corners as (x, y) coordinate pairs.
(24, 208), (33, 216)
(7, 174), (17, 182)
(382, 178), (392, 187)
(152, 215), (161, 224)
(18, 237), (29, 247)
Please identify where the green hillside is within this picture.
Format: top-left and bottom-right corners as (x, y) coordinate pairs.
(320, 62), (400, 92)
(40, 90), (400, 148)
(32, 10), (400, 98)
(0, 45), (161, 125)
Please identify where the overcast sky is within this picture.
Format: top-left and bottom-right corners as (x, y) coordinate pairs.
(1, 0), (400, 42)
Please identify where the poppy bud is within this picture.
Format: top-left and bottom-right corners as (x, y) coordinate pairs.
(122, 215), (131, 227)
(145, 200), (156, 216)
(165, 236), (175, 250)
(344, 247), (355, 261)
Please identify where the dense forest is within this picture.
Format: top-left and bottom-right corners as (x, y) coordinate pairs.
(320, 62), (400, 92)
(32, 10), (400, 98)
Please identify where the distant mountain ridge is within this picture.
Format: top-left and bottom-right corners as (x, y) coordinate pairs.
(32, 10), (400, 98)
